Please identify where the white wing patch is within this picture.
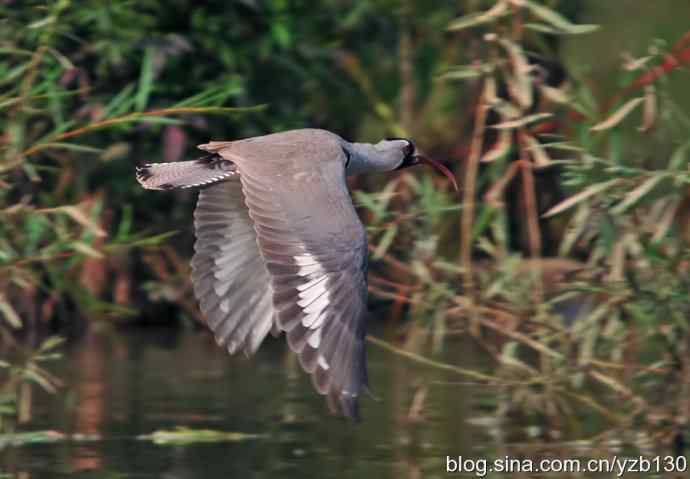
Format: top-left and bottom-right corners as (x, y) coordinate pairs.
(292, 252), (332, 366)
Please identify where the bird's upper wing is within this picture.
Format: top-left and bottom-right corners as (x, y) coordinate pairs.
(191, 179), (276, 356)
(199, 134), (369, 420)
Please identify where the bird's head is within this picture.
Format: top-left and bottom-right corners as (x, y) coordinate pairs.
(345, 137), (458, 191)
(387, 137), (459, 191)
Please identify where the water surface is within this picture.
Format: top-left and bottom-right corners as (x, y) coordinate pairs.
(2, 325), (498, 478)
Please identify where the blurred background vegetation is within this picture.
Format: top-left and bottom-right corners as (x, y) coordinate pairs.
(2, 0), (690, 467)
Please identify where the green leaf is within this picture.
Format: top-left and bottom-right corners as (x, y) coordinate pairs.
(122, 231), (178, 248)
(103, 83), (135, 118)
(38, 336), (65, 353)
(670, 140), (690, 170)
(439, 66), (483, 81)
(524, 22), (563, 34)
(522, 0), (600, 34)
(36, 142), (103, 154)
(21, 368), (56, 393)
(115, 205), (133, 241)
(373, 225), (397, 259)
(447, 1), (509, 31)
(136, 47), (155, 112)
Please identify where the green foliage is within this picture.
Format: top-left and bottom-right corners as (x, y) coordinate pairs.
(0, 0), (689, 450)
(0, 336), (63, 432)
(0, 0), (262, 431)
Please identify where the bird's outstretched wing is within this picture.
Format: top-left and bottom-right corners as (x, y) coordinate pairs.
(136, 154), (236, 190)
(191, 179), (276, 356)
(199, 132), (369, 420)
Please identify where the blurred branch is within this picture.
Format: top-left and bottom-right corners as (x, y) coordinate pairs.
(19, 105), (266, 160)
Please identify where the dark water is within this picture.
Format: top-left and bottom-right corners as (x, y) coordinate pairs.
(1, 325), (500, 479)
(2, 324), (686, 478)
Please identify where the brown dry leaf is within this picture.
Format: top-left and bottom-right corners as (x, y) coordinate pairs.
(523, 134), (552, 168)
(481, 127), (512, 163)
(611, 174), (666, 215)
(0, 293), (22, 329)
(543, 179), (620, 218)
(590, 97), (644, 132)
(652, 199), (679, 243)
(72, 241), (104, 259)
(499, 38), (533, 110)
(492, 112), (552, 129)
(638, 85), (656, 132)
(623, 54), (653, 71)
(447, 1), (508, 31)
(540, 84), (570, 104)
(40, 204), (107, 237)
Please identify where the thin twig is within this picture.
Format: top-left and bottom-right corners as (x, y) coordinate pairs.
(365, 335), (501, 384)
(461, 80), (490, 336)
(20, 106), (264, 158)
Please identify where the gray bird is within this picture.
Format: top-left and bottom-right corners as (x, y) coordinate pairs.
(136, 128), (456, 420)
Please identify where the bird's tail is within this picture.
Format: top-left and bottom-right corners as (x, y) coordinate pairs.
(135, 154), (238, 190)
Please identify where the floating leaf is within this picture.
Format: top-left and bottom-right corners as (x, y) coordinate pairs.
(543, 179), (619, 218)
(138, 427), (265, 445)
(590, 97), (644, 131)
(0, 430), (67, 449)
(611, 174), (666, 214)
(447, 1), (509, 31)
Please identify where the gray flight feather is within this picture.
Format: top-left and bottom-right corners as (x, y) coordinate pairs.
(137, 128), (416, 420)
(136, 154), (237, 190)
(191, 179), (276, 356)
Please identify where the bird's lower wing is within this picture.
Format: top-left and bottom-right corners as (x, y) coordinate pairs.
(201, 139), (370, 420)
(191, 180), (276, 355)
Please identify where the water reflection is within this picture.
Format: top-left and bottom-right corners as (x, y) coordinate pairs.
(1, 324), (494, 478)
(7, 324), (667, 478)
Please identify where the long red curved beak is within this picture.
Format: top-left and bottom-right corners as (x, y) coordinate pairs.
(416, 155), (459, 192)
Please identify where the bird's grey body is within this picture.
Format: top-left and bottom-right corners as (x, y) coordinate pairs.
(136, 129), (419, 420)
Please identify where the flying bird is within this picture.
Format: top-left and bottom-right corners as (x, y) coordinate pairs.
(136, 128), (457, 420)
